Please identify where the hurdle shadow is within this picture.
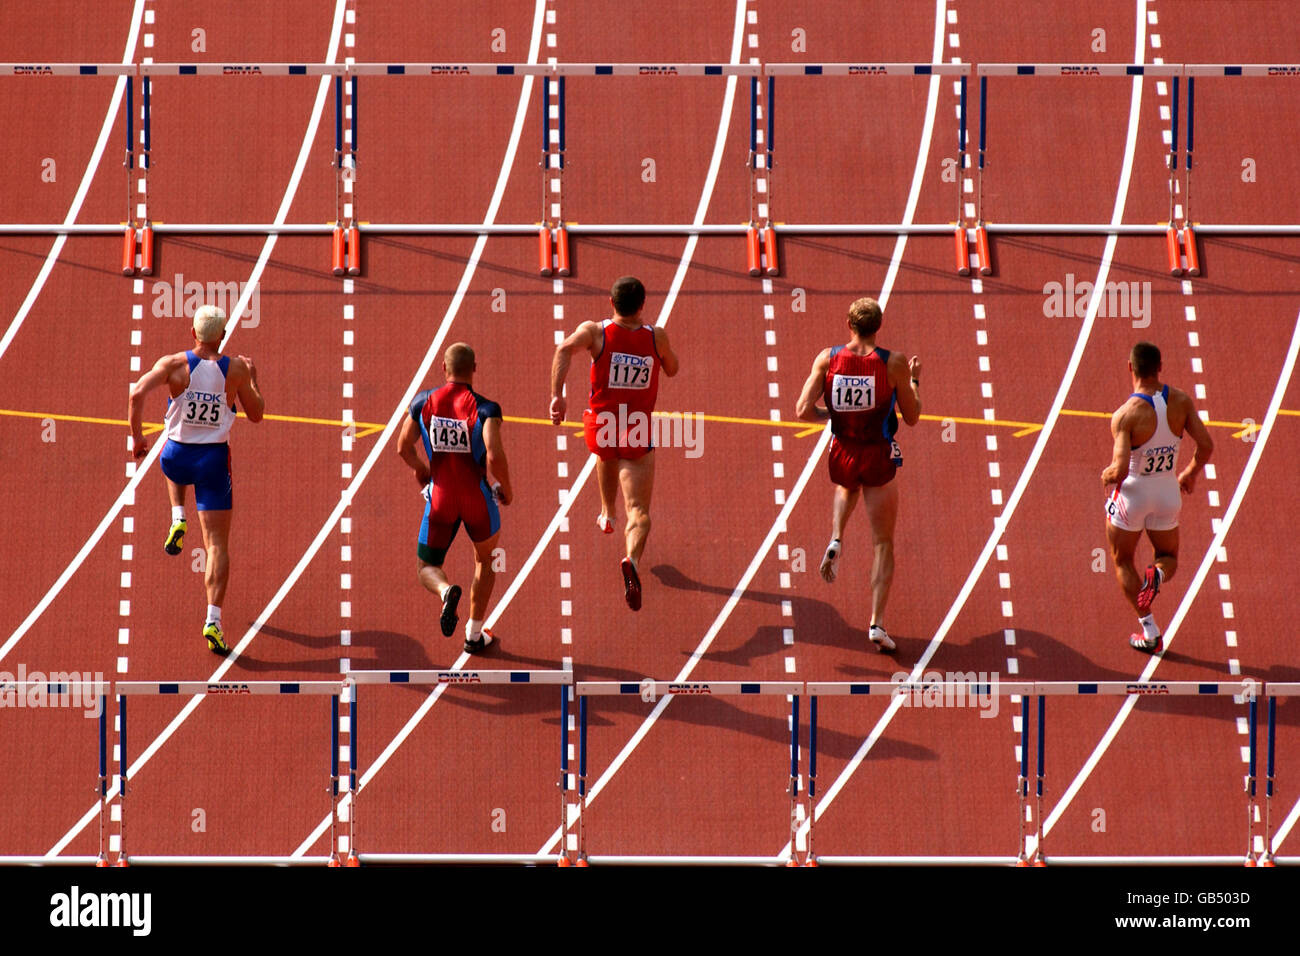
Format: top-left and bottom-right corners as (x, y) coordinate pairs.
(232, 622), (427, 675)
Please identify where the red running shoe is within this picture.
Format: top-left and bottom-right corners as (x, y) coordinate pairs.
(620, 557), (642, 611)
(1136, 565), (1160, 615)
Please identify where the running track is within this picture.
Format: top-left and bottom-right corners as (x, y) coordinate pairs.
(1, 0), (1299, 863)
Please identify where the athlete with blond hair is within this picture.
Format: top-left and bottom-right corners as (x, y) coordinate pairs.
(128, 304), (265, 654)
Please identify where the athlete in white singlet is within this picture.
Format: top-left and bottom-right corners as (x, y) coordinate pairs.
(1102, 342), (1213, 653)
(129, 304), (265, 654)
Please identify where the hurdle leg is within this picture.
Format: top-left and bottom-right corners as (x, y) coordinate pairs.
(96, 692), (109, 866)
(346, 683), (359, 865)
(1033, 695), (1046, 865)
(806, 695), (818, 866)
(115, 694), (129, 866)
(328, 693), (341, 866)
(558, 685), (570, 866)
(787, 694), (800, 866)
(1016, 694), (1029, 865)
(1244, 694), (1258, 866)
(1262, 696), (1276, 865)
(576, 694), (589, 866)
(1165, 225), (1183, 277)
(1182, 225), (1201, 277)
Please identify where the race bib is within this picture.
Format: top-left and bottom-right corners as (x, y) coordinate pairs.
(182, 393), (223, 428)
(427, 415), (470, 453)
(608, 352), (654, 389)
(830, 374), (875, 412)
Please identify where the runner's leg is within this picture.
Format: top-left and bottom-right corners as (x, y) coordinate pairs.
(863, 481), (899, 628)
(619, 451), (655, 565)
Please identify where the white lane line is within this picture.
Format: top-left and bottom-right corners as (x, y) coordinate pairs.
(534, 0), (952, 859)
(292, 0), (753, 861)
(1033, 311), (1300, 859)
(779, 0), (1152, 858)
(45, 0), (352, 856)
(2, 3), (347, 670)
(0, 0), (147, 363)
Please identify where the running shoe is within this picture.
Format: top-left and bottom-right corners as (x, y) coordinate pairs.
(164, 518), (187, 556)
(440, 585), (462, 638)
(868, 625), (896, 653)
(597, 514), (614, 534)
(1136, 565), (1160, 615)
(620, 557), (642, 611)
(204, 621), (229, 655)
(1129, 631), (1163, 654)
(819, 539), (840, 583)
(464, 628), (495, 655)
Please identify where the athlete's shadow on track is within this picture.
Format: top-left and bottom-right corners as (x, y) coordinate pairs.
(237, 622), (428, 674)
(650, 563), (915, 677)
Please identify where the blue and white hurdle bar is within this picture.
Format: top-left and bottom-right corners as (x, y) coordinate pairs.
(342, 668), (574, 866)
(109, 680), (345, 866)
(0, 679), (110, 866)
(572, 679), (804, 866)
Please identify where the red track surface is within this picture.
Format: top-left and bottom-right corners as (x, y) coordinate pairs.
(2, 0), (1299, 867)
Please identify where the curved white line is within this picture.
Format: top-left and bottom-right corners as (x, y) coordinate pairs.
(0, 0), (147, 363)
(45, 0), (351, 857)
(531, 0), (952, 859)
(778, 0), (1151, 860)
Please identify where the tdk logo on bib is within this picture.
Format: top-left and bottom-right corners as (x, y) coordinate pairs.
(186, 391), (224, 403)
(836, 376), (872, 388)
(612, 354), (651, 368)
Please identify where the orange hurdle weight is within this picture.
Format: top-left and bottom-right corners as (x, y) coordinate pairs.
(1165, 226), (1182, 277)
(538, 227), (553, 277)
(555, 226), (571, 277)
(120, 227), (136, 276)
(974, 225), (992, 276)
(331, 226), (346, 276)
(139, 226), (154, 277)
(745, 227), (761, 276)
(345, 225), (361, 276)
(954, 226), (971, 276)
(1182, 225), (1200, 277)
(762, 225), (779, 277)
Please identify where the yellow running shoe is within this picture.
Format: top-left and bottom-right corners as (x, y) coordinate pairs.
(204, 621), (229, 655)
(164, 519), (187, 556)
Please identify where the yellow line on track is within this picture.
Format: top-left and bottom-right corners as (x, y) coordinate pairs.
(1, 405), (1292, 443)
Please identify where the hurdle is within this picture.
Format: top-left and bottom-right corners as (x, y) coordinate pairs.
(761, 63), (972, 275)
(975, 63), (1186, 275)
(0, 679), (109, 866)
(802, 680), (1033, 866)
(111, 680), (343, 866)
(571, 679), (801, 866)
(343, 668), (572, 865)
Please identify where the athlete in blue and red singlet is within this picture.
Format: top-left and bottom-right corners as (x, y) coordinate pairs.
(398, 342), (513, 655)
(128, 304), (265, 655)
(796, 296), (921, 653)
(550, 276), (680, 611)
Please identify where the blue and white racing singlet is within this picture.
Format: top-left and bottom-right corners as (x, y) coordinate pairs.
(163, 352), (235, 443)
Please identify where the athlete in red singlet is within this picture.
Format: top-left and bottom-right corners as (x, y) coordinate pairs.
(796, 297), (921, 653)
(550, 276), (680, 610)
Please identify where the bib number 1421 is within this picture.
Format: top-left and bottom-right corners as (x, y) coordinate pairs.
(830, 374), (875, 412)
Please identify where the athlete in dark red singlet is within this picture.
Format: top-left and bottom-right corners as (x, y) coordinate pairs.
(550, 276), (680, 611)
(796, 297), (921, 653)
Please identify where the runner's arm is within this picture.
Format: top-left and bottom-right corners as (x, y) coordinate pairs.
(795, 350), (832, 421)
(1176, 390), (1214, 494)
(232, 355), (265, 423)
(127, 352), (183, 459)
(483, 415), (512, 505)
(550, 321), (598, 424)
(654, 326), (680, 377)
(1101, 405), (1132, 487)
(889, 351), (922, 426)
(397, 414), (430, 487)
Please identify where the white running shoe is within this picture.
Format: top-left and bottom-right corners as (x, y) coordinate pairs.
(597, 514), (614, 534)
(819, 539), (840, 583)
(869, 625), (896, 653)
